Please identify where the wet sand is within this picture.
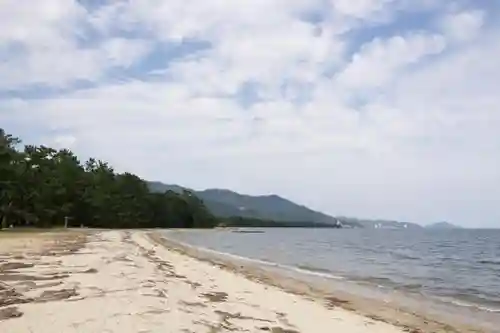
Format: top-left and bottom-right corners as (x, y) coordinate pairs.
(0, 230), (489, 332)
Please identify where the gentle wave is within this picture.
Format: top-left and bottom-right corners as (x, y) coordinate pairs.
(389, 250), (420, 261)
(478, 259), (500, 266)
(434, 296), (500, 313)
(295, 264), (335, 275)
(163, 235), (279, 267)
(287, 264), (345, 280)
(163, 235), (345, 281)
(165, 228), (500, 324)
(167, 233), (500, 316)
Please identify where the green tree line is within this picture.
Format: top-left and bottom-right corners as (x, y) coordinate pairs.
(0, 129), (217, 230)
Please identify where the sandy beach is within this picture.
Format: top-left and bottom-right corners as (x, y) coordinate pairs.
(0, 230), (484, 332)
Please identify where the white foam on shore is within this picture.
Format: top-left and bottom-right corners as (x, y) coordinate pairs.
(432, 296), (500, 313)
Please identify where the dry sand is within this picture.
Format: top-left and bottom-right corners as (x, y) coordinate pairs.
(0, 229), (485, 333)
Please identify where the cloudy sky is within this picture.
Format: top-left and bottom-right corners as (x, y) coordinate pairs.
(1, 0), (499, 227)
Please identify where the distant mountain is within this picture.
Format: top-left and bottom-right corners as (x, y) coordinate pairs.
(147, 182), (186, 194)
(146, 182), (426, 229)
(426, 222), (461, 229)
(147, 182), (362, 228)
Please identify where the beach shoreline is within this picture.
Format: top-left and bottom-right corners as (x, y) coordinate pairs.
(0, 230), (491, 332)
(151, 231), (494, 333)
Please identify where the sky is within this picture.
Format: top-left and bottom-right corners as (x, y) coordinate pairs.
(1, 0), (499, 228)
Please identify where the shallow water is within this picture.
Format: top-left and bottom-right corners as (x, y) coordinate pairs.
(168, 228), (500, 317)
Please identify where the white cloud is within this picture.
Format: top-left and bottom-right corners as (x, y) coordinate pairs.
(330, 0), (396, 19)
(0, 0), (85, 47)
(166, 20), (345, 98)
(101, 38), (152, 68)
(0, 1), (152, 89)
(440, 9), (485, 42)
(90, 0), (324, 41)
(335, 33), (446, 89)
(50, 135), (77, 149)
(0, 38), (150, 89)
(1, 0), (499, 226)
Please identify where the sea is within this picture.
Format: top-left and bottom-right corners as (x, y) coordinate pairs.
(167, 228), (500, 330)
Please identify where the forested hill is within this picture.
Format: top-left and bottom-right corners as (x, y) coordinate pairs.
(0, 129), (216, 230)
(148, 182), (426, 229)
(148, 182), (362, 228)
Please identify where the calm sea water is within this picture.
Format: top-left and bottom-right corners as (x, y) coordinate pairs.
(168, 228), (500, 315)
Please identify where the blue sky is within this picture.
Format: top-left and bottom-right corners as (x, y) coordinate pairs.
(1, 0), (499, 227)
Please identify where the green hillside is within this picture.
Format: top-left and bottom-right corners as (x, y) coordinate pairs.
(147, 182), (362, 228)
